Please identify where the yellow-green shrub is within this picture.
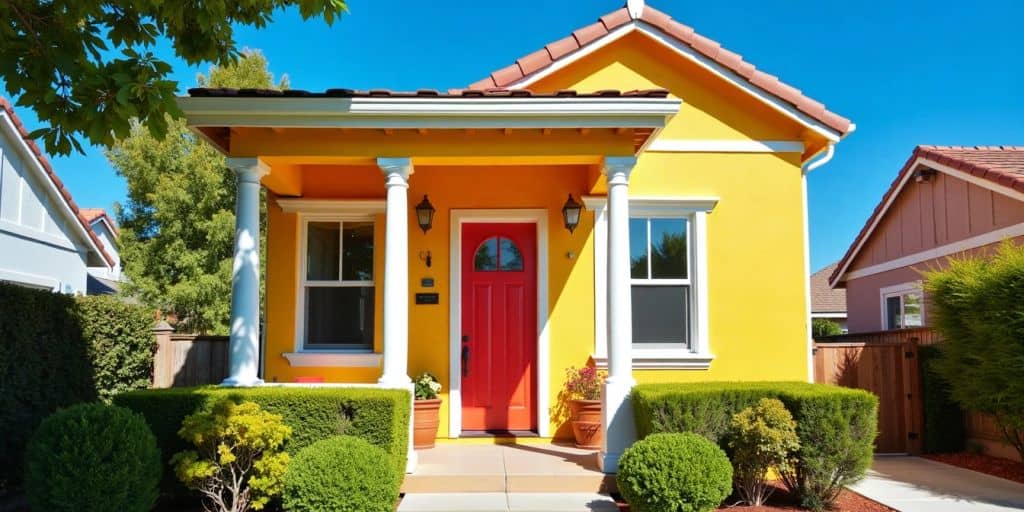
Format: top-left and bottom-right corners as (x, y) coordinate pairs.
(728, 398), (800, 506)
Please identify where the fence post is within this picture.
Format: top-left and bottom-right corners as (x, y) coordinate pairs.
(902, 336), (923, 455)
(152, 321), (174, 388)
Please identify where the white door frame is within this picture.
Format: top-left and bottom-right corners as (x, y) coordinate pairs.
(448, 209), (550, 437)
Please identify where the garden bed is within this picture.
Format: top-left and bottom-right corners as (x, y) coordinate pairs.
(924, 452), (1024, 485)
(612, 483), (895, 511)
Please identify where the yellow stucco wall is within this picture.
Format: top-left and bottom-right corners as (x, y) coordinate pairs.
(261, 30), (814, 439)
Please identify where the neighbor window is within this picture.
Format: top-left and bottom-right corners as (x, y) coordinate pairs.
(882, 285), (923, 330)
(301, 220), (374, 350)
(629, 216), (691, 349)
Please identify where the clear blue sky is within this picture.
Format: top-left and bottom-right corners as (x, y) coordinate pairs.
(7, 0), (1023, 271)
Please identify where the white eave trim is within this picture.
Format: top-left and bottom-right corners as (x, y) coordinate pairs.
(178, 96), (682, 130)
(276, 198), (386, 214)
(282, 352), (383, 368)
(507, 21), (848, 143)
(831, 156), (1024, 287)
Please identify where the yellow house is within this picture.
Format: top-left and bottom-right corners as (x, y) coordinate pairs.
(179, 0), (853, 472)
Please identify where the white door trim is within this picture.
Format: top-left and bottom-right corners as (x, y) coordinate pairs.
(448, 209), (550, 438)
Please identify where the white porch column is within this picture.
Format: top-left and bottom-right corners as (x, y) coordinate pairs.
(600, 156), (638, 473)
(222, 158), (269, 387)
(377, 158), (413, 387)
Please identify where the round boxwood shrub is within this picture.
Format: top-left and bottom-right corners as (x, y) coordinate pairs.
(283, 435), (399, 512)
(617, 433), (733, 512)
(25, 403), (161, 512)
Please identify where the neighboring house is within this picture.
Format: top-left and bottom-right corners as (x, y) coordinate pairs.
(177, 0), (853, 472)
(80, 208), (124, 295)
(0, 98), (114, 294)
(810, 262), (847, 333)
(831, 145), (1024, 333)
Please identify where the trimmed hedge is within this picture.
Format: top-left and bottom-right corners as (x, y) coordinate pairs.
(76, 295), (156, 402)
(25, 403), (161, 512)
(919, 345), (965, 453)
(114, 385), (410, 497)
(0, 283), (95, 490)
(283, 436), (399, 512)
(632, 382), (877, 510)
(617, 432), (732, 512)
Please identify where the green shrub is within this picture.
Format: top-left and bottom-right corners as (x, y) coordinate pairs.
(632, 382), (877, 511)
(616, 432), (732, 512)
(114, 385), (410, 499)
(923, 241), (1024, 460)
(728, 398), (800, 506)
(24, 403), (161, 512)
(76, 295), (156, 401)
(0, 283), (95, 490)
(919, 344), (965, 453)
(283, 436), (399, 512)
(172, 400), (291, 511)
(811, 318), (843, 338)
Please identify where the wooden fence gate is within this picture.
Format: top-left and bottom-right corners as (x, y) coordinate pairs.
(813, 328), (941, 454)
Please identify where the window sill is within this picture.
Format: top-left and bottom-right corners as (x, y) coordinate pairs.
(591, 352), (714, 370)
(282, 352), (382, 368)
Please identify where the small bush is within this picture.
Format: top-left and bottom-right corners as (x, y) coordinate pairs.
(728, 398), (800, 506)
(811, 318), (843, 338)
(283, 436), (399, 512)
(24, 403), (160, 512)
(114, 385), (410, 500)
(616, 433), (732, 512)
(172, 400), (291, 512)
(633, 382), (877, 511)
(923, 241), (1024, 460)
(76, 295), (157, 401)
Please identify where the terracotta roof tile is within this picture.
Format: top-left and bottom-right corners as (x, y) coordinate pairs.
(831, 145), (1024, 286)
(468, 3), (852, 136)
(517, 48), (554, 76)
(0, 97), (115, 268)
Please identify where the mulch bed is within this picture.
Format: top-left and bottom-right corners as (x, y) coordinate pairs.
(612, 483), (895, 511)
(924, 452), (1024, 485)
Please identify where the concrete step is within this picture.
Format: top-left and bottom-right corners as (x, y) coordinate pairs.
(398, 493), (619, 512)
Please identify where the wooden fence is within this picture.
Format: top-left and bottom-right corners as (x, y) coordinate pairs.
(152, 324), (230, 387)
(814, 327), (1017, 459)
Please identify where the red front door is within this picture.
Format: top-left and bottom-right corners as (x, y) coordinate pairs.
(460, 223), (537, 432)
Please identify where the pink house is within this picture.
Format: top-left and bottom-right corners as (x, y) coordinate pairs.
(830, 146), (1024, 333)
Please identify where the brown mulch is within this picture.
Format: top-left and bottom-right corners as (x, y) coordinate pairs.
(612, 483), (895, 511)
(924, 452), (1024, 485)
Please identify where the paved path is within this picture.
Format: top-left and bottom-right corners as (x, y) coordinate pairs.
(851, 456), (1024, 512)
(398, 492), (618, 512)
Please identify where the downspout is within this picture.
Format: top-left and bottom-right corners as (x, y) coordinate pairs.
(801, 143), (835, 382)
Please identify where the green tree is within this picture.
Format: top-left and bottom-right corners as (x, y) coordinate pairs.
(0, 0), (344, 155)
(105, 50), (285, 334)
(923, 241), (1024, 460)
(811, 318), (843, 338)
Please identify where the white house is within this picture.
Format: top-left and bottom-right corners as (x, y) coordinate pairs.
(0, 98), (114, 294)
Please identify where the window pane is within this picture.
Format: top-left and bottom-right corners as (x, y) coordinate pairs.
(306, 222), (339, 281)
(886, 296), (902, 329)
(342, 222), (374, 281)
(903, 292), (923, 327)
(650, 218), (687, 279)
(631, 285), (690, 346)
(474, 237), (498, 271)
(499, 237), (524, 271)
(305, 287), (374, 348)
(629, 218), (648, 279)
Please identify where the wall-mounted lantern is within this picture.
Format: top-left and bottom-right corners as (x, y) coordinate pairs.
(561, 194), (583, 234)
(415, 195), (435, 234)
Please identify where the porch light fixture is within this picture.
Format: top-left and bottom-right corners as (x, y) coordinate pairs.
(561, 194), (583, 234)
(416, 195), (435, 233)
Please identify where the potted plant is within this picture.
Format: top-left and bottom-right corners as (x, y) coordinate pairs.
(413, 372), (443, 449)
(563, 366), (605, 449)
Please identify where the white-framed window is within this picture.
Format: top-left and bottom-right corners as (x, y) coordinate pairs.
(586, 196), (717, 369)
(881, 282), (924, 330)
(298, 217), (375, 351)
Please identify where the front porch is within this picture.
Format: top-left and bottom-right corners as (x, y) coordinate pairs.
(180, 88), (681, 473)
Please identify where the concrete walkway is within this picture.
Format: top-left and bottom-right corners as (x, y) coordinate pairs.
(398, 493), (618, 512)
(851, 456), (1024, 512)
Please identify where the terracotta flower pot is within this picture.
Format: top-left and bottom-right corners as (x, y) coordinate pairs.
(569, 398), (603, 449)
(413, 398), (442, 449)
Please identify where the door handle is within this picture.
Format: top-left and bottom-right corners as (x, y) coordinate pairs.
(461, 345), (470, 378)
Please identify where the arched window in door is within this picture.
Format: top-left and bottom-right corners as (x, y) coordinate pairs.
(474, 236), (523, 272)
